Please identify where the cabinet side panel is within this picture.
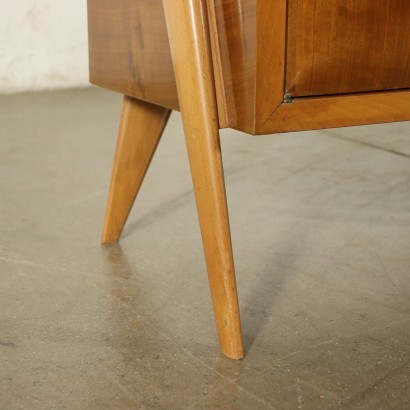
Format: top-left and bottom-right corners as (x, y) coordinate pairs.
(88, 0), (179, 110)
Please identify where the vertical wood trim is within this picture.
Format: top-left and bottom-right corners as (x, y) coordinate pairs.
(207, 0), (230, 128)
(255, 0), (288, 132)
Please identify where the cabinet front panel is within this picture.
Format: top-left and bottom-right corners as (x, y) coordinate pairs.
(286, 0), (410, 97)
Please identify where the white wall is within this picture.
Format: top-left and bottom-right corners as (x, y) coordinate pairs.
(0, 1), (89, 93)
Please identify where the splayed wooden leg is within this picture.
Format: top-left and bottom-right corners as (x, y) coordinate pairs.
(164, 0), (244, 359)
(102, 96), (171, 243)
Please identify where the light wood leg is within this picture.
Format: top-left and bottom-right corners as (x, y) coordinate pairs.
(163, 0), (244, 359)
(102, 96), (171, 243)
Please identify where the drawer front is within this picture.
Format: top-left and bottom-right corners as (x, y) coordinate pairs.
(286, 0), (410, 97)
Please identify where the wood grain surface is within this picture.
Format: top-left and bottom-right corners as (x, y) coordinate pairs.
(286, 0), (410, 97)
(259, 90), (410, 134)
(208, 0), (287, 133)
(88, 0), (179, 110)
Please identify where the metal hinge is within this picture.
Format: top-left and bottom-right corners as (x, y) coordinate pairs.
(283, 93), (293, 103)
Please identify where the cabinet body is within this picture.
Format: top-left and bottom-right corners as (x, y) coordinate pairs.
(88, 0), (410, 135)
(88, 0), (410, 359)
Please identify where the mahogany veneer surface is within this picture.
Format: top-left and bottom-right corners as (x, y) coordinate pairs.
(88, 0), (178, 110)
(286, 0), (410, 97)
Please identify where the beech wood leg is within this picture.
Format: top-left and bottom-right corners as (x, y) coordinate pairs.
(163, 0), (244, 359)
(102, 96), (171, 243)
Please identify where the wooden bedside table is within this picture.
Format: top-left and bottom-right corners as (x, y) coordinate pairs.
(88, 0), (410, 359)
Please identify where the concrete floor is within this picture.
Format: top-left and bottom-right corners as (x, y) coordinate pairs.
(0, 88), (409, 409)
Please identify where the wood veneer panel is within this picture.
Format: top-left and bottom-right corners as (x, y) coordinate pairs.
(208, 0), (287, 133)
(88, 0), (179, 110)
(208, 0), (257, 133)
(286, 0), (410, 97)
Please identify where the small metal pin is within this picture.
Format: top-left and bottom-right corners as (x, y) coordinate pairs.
(283, 93), (293, 103)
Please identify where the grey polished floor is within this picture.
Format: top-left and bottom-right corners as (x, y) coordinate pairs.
(0, 88), (409, 409)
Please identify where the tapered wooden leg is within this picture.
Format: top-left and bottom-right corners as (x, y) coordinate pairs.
(163, 0), (244, 359)
(102, 97), (171, 243)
